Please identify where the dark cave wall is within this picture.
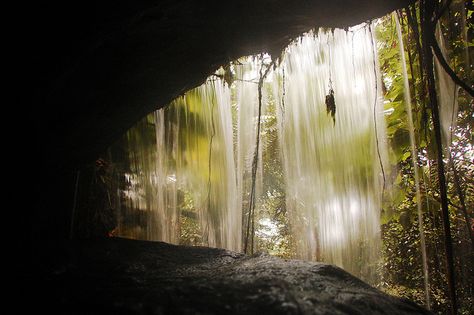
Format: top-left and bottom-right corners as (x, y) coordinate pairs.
(34, 0), (413, 167)
(30, 0), (414, 256)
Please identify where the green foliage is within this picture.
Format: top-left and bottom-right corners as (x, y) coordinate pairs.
(255, 89), (294, 258)
(179, 191), (203, 246)
(255, 189), (295, 258)
(377, 3), (474, 313)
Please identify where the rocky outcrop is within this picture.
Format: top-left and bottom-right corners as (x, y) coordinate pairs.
(27, 238), (431, 314)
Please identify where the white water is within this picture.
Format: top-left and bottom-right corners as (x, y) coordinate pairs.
(270, 27), (387, 280)
(116, 25), (388, 281)
(165, 82), (241, 251)
(117, 113), (180, 242)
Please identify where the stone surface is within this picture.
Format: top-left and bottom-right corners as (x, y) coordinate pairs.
(26, 238), (431, 314)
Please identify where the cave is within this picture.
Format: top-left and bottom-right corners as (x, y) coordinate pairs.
(31, 0), (414, 249)
(22, 0), (465, 313)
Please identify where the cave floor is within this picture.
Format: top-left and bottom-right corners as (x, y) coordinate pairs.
(25, 237), (430, 314)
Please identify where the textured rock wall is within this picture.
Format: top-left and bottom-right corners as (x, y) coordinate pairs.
(28, 237), (431, 314)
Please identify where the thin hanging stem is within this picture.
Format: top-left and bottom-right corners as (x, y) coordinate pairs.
(368, 23), (386, 192)
(408, 4), (425, 86)
(244, 57), (275, 254)
(407, 3), (429, 140)
(401, 9), (418, 109)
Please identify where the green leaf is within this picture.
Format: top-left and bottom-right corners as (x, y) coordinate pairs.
(401, 151), (411, 161)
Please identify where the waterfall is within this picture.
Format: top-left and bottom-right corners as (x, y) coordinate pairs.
(395, 14), (430, 308)
(154, 110), (179, 244)
(117, 116), (174, 241)
(271, 27), (387, 281)
(113, 25), (388, 281)
(163, 81), (241, 251)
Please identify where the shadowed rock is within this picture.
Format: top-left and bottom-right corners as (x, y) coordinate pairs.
(29, 238), (431, 314)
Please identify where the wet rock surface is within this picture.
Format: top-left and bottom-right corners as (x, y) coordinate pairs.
(28, 238), (430, 314)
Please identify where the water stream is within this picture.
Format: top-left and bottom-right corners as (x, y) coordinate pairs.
(271, 27), (387, 280)
(114, 25), (388, 281)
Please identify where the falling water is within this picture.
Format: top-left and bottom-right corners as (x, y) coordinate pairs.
(270, 27), (387, 281)
(395, 14), (430, 308)
(114, 25), (388, 281)
(117, 80), (242, 250)
(235, 58), (267, 253)
(154, 110), (179, 244)
(116, 113), (179, 242)
(435, 23), (459, 147)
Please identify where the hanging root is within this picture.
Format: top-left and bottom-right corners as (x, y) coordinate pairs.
(244, 57), (276, 254)
(368, 23), (386, 192)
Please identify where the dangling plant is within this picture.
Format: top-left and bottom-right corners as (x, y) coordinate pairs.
(325, 84), (336, 124)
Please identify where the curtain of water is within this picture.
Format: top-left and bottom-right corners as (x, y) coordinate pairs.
(117, 80), (241, 250)
(154, 110), (179, 244)
(115, 27), (388, 281)
(271, 27), (388, 281)
(167, 81), (241, 251)
(120, 112), (179, 242)
(395, 14), (431, 308)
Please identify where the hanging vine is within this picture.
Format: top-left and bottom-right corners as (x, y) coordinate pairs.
(369, 23), (387, 192)
(244, 56), (276, 254)
(325, 34), (336, 124)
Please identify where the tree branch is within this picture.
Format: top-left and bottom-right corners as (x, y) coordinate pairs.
(430, 36), (474, 98)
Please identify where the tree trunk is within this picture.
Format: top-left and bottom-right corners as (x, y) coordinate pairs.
(421, 1), (458, 313)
